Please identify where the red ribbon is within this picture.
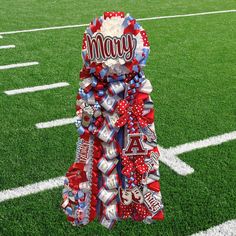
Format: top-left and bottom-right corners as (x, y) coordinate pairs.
(119, 202), (151, 220)
(80, 66), (91, 79)
(90, 19), (102, 33)
(121, 156), (148, 178)
(66, 163), (87, 191)
(115, 99), (150, 128)
(123, 19), (140, 36)
(104, 11), (125, 19)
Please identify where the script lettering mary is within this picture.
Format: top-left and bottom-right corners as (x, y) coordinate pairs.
(86, 33), (136, 62)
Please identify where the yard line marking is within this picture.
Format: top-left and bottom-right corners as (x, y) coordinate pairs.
(0, 35), (3, 38)
(158, 146), (195, 176)
(158, 130), (236, 176)
(0, 23), (88, 35)
(34, 115), (236, 175)
(0, 45), (15, 49)
(137, 9), (236, 21)
(0, 10), (235, 35)
(4, 82), (70, 95)
(0, 177), (64, 203)
(0, 61), (39, 70)
(169, 131), (236, 155)
(0, 130), (235, 202)
(35, 117), (76, 129)
(35, 115), (236, 176)
(191, 219), (236, 236)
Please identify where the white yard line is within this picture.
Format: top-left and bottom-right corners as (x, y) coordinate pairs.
(158, 146), (195, 176)
(169, 131), (236, 155)
(0, 10), (235, 35)
(0, 45), (15, 49)
(35, 117), (76, 129)
(0, 61), (39, 70)
(191, 219), (236, 236)
(4, 82), (70, 95)
(159, 131), (236, 176)
(0, 35), (3, 38)
(0, 177), (64, 203)
(137, 9), (236, 21)
(0, 130), (235, 203)
(35, 116), (236, 176)
(0, 23), (88, 35)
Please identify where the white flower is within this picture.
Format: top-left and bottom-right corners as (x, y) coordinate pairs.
(100, 17), (124, 37)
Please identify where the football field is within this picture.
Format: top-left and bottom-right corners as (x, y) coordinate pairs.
(0, 1), (236, 235)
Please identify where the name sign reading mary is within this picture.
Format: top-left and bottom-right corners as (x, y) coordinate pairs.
(86, 33), (137, 62)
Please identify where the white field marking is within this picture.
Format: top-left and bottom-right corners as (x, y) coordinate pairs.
(0, 35), (3, 38)
(0, 45), (15, 49)
(158, 131), (236, 176)
(0, 177), (64, 203)
(158, 146), (195, 176)
(0, 23), (88, 35)
(0, 10), (235, 35)
(168, 131), (236, 155)
(35, 115), (236, 176)
(0, 61), (39, 70)
(0, 131), (235, 203)
(4, 82), (70, 95)
(35, 116), (76, 129)
(191, 219), (236, 236)
(137, 9), (236, 21)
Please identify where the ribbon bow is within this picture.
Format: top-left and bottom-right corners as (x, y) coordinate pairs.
(115, 99), (149, 128)
(119, 202), (151, 220)
(123, 19), (140, 36)
(121, 156), (148, 178)
(66, 163), (87, 191)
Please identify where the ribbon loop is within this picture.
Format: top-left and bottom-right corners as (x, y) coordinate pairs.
(115, 99), (150, 128)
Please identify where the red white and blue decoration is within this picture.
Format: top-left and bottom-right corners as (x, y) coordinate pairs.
(61, 11), (164, 229)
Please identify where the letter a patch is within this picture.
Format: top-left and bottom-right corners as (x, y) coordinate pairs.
(123, 134), (147, 156)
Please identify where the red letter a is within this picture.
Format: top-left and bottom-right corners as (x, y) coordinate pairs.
(123, 134), (147, 156)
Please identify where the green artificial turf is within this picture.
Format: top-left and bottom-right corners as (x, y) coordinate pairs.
(0, 0), (236, 235)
